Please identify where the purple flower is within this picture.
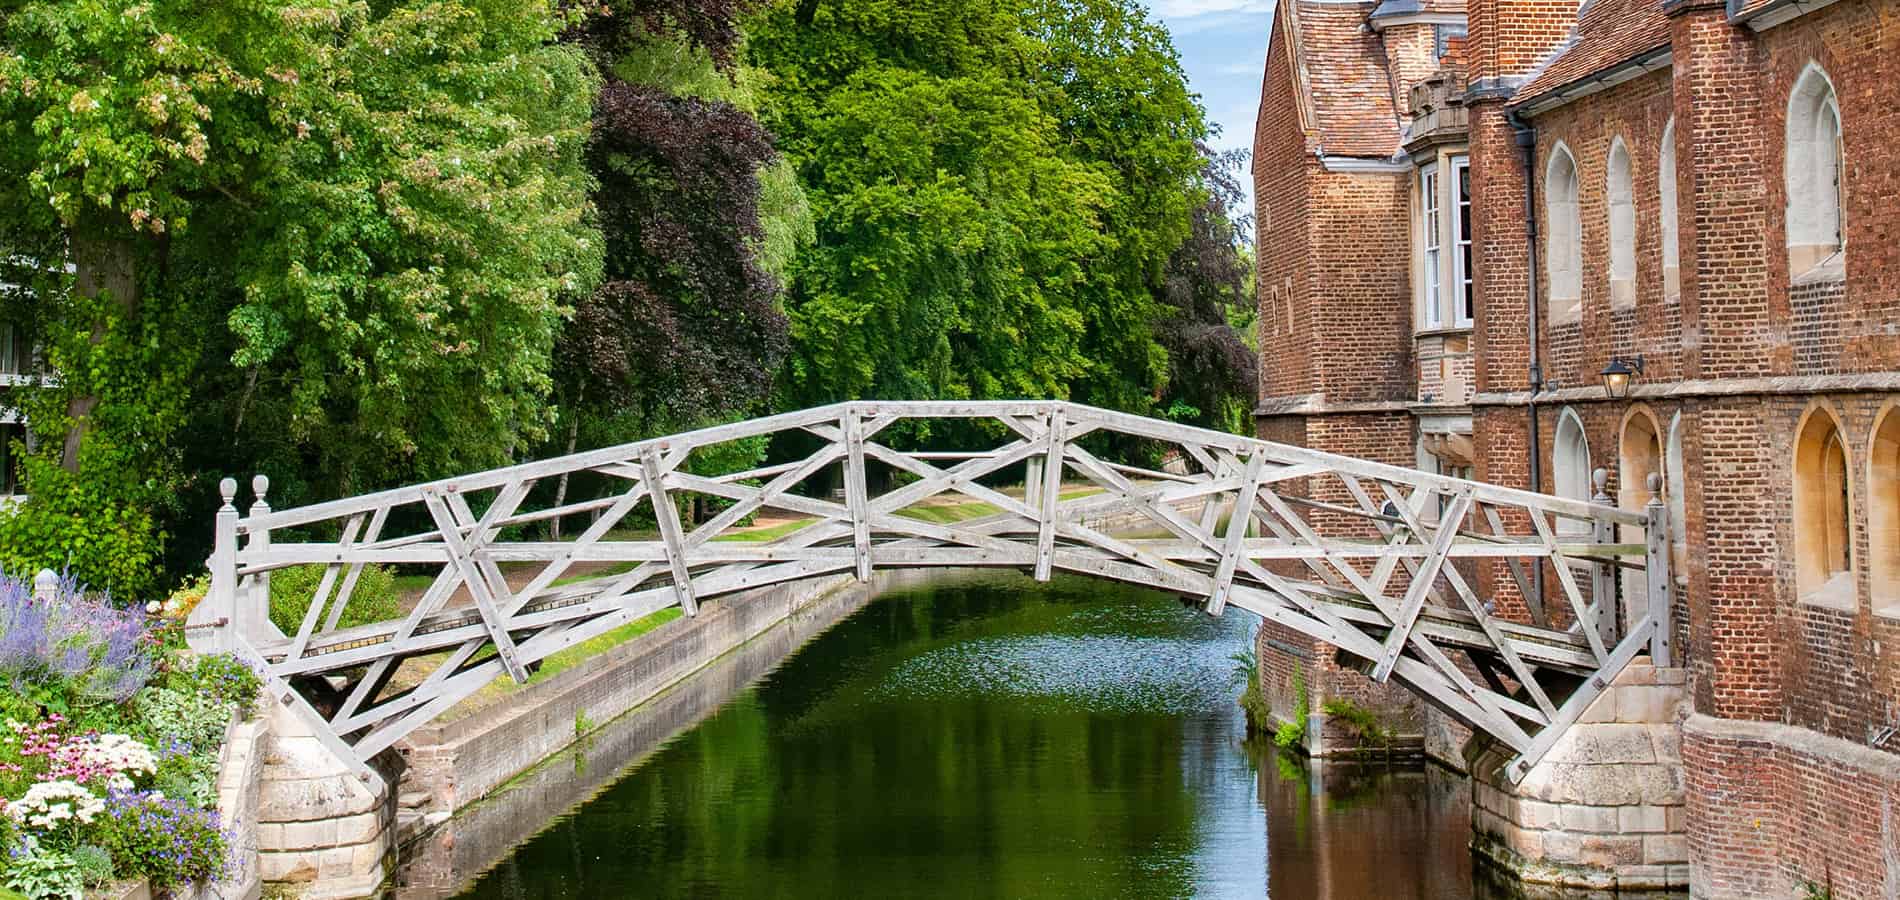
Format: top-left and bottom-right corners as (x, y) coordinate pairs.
(0, 569), (156, 701)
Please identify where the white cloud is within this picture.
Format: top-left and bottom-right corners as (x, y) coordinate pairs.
(1149, 0), (1273, 16)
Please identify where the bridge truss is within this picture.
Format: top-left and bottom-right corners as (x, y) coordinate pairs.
(190, 402), (1671, 791)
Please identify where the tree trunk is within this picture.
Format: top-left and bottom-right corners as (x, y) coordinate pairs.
(61, 225), (141, 473)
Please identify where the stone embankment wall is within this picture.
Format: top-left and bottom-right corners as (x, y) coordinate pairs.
(398, 569), (868, 813)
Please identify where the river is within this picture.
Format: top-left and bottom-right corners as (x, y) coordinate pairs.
(420, 573), (1579, 899)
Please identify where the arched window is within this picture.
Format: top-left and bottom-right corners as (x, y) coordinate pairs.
(1786, 64), (1845, 279)
(1617, 409), (1663, 624)
(1607, 137), (1636, 307)
(1666, 413), (1688, 576)
(1659, 120), (1680, 301)
(1794, 407), (1854, 608)
(1545, 144), (1583, 325)
(1553, 409), (1593, 539)
(1871, 408), (1900, 615)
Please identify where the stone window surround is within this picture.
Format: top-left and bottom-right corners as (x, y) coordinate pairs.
(1658, 118), (1680, 303)
(1870, 403), (1900, 618)
(1413, 147), (1474, 332)
(1785, 62), (1845, 283)
(1544, 142), (1584, 326)
(1553, 406), (1592, 535)
(1793, 402), (1855, 611)
(1606, 135), (1637, 308)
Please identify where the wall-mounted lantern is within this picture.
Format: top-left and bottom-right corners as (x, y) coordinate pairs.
(1600, 355), (1645, 400)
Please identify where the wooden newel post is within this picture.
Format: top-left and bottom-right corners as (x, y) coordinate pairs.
(1644, 472), (1673, 666)
(206, 478), (240, 653)
(246, 475), (273, 644)
(1590, 467), (1617, 647)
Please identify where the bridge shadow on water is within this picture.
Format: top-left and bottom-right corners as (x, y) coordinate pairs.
(394, 572), (1683, 900)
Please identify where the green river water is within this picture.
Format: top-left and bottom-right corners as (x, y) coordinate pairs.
(444, 574), (1531, 899)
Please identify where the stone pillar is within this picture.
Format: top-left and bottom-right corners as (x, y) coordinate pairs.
(255, 702), (395, 898)
(1468, 658), (1689, 891)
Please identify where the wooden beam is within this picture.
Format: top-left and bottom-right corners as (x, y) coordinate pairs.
(642, 447), (700, 616)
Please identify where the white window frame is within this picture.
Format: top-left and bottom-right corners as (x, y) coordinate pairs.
(1451, 155), (1473, 326)
(1419, 162), (1443, 329)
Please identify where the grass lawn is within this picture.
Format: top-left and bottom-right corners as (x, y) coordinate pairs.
(395, 481), (1104, 722)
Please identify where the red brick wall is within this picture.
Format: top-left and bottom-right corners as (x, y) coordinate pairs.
(1465, 0), (1577, 84)
(1684, 720), (1900, 899)
(1256, 15), (1317, 404)
(1309, 170), (1415, 404)
(1528, 70), (1681, 392)
(1469, 102), (1533, 395)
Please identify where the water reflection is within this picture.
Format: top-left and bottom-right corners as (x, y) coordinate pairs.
(428, 573), (1662, 899)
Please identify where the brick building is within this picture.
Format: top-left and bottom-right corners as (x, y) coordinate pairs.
(1253, 0), (1900, 895)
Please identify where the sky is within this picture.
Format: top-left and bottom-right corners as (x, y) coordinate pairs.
(1146, 0), (1278, 241)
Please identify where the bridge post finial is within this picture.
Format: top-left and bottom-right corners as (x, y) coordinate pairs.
(245, 474), (274, 646)
(202, 477), (242, 653)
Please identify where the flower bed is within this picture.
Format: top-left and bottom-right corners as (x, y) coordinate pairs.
(0, 571), (260, 899)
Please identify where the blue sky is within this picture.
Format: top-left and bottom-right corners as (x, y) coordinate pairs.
(1146, 0), (1277, 240)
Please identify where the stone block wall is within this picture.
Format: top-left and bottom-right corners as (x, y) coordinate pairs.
(1470, 659), (1688, 891)
(254, 702), (393, 899)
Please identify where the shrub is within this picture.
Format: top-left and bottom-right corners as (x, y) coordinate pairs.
(266, 564), (401, 636)
(1320, 697), (1393, 748)
(66, 845), (110, 889)
(0, 572), (155, 707)
(93, 791), (225, 888)
(134, 689), (232, 757)
(1272, 719), (1305, 750)
(2, 837), (83, 900)
(172, 654), (261, 718)
(1273, 661), (1310, 750)
(1229, 630), (1270, 735)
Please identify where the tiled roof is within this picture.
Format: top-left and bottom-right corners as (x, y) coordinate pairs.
(1293, 0), (1402, 158)
(1368, 0), (1465, 19)
(1512, 0), (1672, 111)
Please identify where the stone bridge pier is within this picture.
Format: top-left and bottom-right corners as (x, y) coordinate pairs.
(1468, 656), (1689, 892)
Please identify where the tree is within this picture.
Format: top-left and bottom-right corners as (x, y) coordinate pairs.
(749, 0), (1112, 411)
(541, 6), (811, 534)
(0, 0), (601, 594)
(1022, 0), (1210, 415)
(1155, 146), (1258, 432)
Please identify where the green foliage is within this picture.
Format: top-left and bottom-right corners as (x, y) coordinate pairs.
(267, 563), (401, 637)
(134, 687), (232, 757)
(1319, 697), (1393, 748)
(1273, 662), (1310, 750)
(574, 709), (595, 738)
(66, 846), (111, 890)
(1229, 631), (1270, 735)
(172, 653), (262, 719)
(2, 838), (83, 900)
(1797, 876), (1835, 899)
(0, 297), (187, 599)
(751, 0), (1115, 406)
(0, 0), (603, 589)
(92, 794), (225, 888)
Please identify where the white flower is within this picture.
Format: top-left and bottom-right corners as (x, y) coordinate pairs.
(146, 601), (161, 613)
(10, 781), (104, 830)
(82, 734), (158, 791)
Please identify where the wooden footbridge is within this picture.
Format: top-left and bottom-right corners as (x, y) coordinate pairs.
(188, 401), (1671, 792)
